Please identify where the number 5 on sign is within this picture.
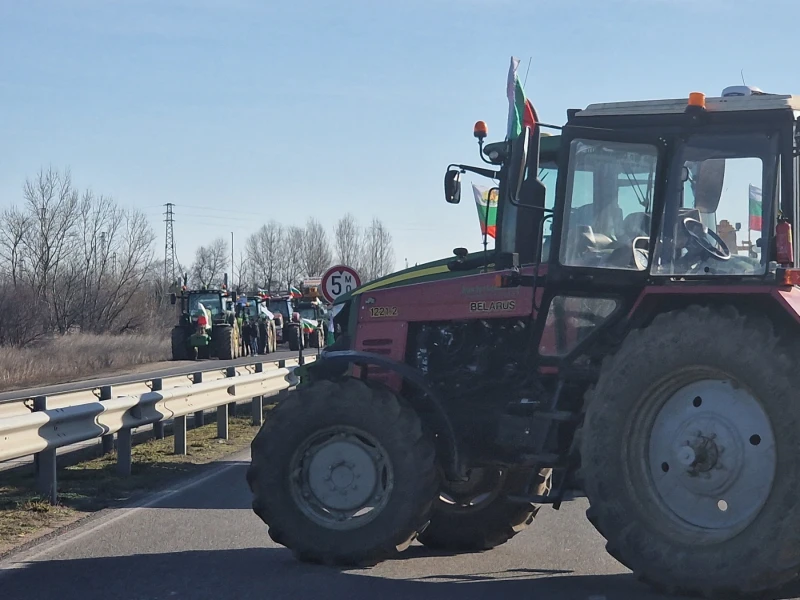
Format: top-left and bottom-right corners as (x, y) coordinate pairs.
(321, 265), (362, 304)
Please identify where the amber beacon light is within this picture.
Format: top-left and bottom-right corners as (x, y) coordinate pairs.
(473, 120), (488, 140)
(688, 92), (706, 109)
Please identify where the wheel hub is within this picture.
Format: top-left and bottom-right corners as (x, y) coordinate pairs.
(290, 428), (393, 530)
(648, 378), (776, 538)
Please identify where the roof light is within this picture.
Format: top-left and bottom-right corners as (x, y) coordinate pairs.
(473, 120), (488, 140)
(779, 268), (800, 286)
(688, 92), (706, 109)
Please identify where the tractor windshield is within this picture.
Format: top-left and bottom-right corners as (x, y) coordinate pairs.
(268, 299), (290, 320)
(188, 293), (223, 316)
(652, 132), (777, 277)
(298, 306), (318, 321)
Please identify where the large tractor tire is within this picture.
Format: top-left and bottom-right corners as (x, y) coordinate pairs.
(417, 467), (551, 552)
(579, 305), (800, 598)
(213, 325), (236, 360)
(247, 378), (439, 566)
(171, 327), (188, 361)
(308, 328), (323, 349)
(287, 325), (302, 352)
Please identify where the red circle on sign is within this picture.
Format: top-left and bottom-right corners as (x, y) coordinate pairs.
(321, 265), (362, 304)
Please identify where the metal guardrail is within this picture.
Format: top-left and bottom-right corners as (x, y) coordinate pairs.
(0, 356), (315, 503)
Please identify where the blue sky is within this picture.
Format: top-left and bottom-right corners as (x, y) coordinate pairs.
(1, 0), (798, 273)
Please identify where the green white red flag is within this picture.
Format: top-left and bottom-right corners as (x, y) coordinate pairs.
(506, 56), (538, 140)
(472, 184), (498, 238)
(749, 184), (762, 230)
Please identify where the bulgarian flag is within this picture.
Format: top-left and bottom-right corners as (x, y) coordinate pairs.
(301, 318), (318, 334)
(472, 184), (498, 238)
(506, 56), (538, 140)
(289, 285), (302, 298)
(749, 184), (762, 230)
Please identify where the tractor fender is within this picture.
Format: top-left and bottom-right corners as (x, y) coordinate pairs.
(304, 350), (466, 482)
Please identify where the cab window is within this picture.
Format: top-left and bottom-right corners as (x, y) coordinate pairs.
(559, 139), (658, 271)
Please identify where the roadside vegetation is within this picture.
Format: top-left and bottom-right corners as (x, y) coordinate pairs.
(0, 333), (170, 392)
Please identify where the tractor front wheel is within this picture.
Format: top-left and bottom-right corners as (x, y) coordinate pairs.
(580, 305), (800, 598)
(417, 467), (551, 552)
(171, 327), (188, 361)
(247, 378), (438, 566)
(287, 325), (301, 352)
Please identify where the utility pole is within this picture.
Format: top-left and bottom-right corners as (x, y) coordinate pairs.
(164, 203), (176, 288)
(231, 231), (234, 288)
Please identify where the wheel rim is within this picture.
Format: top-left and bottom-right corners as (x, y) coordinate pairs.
(289, 426), (394, 531)
(436, 468), (506, 514)
(644, 376), (776, 541)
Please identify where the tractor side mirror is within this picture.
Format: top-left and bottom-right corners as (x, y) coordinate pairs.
(170, 293), (177, 305)
(444, 169), (462, 204)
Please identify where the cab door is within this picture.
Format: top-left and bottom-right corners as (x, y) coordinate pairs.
(536, 129), (668, 362)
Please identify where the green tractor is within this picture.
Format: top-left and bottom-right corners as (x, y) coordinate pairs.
(170, 275), (242, 361)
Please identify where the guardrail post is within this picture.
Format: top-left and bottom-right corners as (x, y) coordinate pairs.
(278, 359), (285, 368)
(175, 412), (187, 455)
(252, 363), (264, 426)
(100, 386), (114, 454)
(33, 396), (57, 505)
(192, 372), (204, 428)
(226, 366), (237, 418)
(151, 378), (165, 439)
(117, 426), (132, 476)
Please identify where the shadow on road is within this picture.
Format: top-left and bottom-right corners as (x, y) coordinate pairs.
(0, 546), (676, 600)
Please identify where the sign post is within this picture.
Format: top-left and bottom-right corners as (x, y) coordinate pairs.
(321, 265), (361, 345)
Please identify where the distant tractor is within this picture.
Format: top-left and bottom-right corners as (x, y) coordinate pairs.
(292, 281), (328, 349)
(170, 276), (241, 361)
(247, 82), (800, 598)
(267, 295), (293, 344)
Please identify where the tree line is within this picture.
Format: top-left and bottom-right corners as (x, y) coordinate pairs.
(190, 214), (395, 292)
(0, 168), (397, 346)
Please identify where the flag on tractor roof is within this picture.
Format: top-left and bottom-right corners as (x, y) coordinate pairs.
(749, 184), (762, 230)
(506, 56), (538, 141)
(289, 285), (302, 298)
(472, 184), (498, 238)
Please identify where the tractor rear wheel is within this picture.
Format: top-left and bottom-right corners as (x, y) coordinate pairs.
(247, 378), (438, 566)
(580, 305), (800, 598)
(214, 325), (236, 360)
(417, 467), (551, 552)
(171, 327), (187, 361)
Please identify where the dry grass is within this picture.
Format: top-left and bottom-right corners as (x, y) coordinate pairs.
(0, 333), (170, 391)
(0, 409), (273, 553)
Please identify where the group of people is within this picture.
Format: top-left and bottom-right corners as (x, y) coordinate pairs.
(241, 315), (270, 356)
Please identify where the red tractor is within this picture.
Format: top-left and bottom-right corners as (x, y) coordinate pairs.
(248, 85), (800, 598)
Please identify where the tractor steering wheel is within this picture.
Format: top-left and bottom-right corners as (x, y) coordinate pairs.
(682, 217), (731, 261)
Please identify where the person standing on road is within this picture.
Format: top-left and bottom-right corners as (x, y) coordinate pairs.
(258, 316), (268, 354)
(242, 317), (253, 356)
(250, 320), (260, 356)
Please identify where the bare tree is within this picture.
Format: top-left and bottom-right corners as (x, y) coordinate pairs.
(277, 225), (305, 290)
(190, 237), (229, 288)
(362, 218), (395, 282)
(246, 221), (283, 291)
(302, 218), (332, 277)
(0, 207), (30, 286)
(333, 213), (363, 271)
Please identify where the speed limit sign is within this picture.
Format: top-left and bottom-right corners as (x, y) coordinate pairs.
(321, 265), (362, 303)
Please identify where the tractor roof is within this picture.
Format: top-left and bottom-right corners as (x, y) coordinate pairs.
(574, 93), (800, 118)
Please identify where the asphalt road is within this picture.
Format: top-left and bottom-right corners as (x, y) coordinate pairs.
(6, 449), (790, 600)
(0, 346), (317, 403)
